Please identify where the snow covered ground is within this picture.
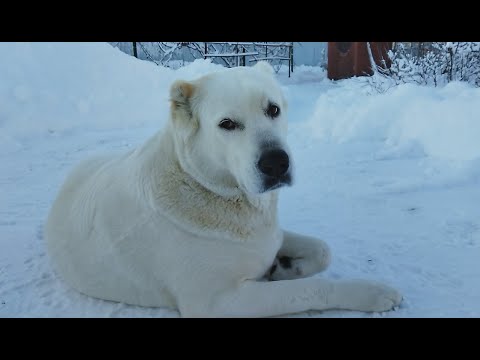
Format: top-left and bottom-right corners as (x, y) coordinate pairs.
(1, 42), (479, 317)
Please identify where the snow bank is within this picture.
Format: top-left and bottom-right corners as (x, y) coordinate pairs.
(0, 42), (224, 143)
(305, 81), (480, 162)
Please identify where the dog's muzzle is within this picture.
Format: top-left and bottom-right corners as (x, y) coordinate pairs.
(257, 148), (292, 192)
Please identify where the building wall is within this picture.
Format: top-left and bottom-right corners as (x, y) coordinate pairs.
(293, 42), (327, 67)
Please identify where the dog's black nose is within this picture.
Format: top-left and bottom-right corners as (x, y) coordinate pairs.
(258, 149), (289, 178)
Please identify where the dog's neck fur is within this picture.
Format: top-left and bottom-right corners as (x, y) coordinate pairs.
(137, 126), (279, 242)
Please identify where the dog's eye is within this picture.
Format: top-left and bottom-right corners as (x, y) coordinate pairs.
(219, 119), (237, 131)
(266, 103), (280, 118)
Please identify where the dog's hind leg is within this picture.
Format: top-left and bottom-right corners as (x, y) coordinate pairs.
(267, 230), (331, 281)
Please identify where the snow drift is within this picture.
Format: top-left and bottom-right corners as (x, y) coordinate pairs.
(0, 42), (225, 144)
(305, 80), (480, 163)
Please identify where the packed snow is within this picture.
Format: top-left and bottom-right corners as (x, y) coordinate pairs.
(1, 42), (479, 317)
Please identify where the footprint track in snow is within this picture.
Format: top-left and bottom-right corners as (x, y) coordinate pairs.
(444, 220), (480, 247)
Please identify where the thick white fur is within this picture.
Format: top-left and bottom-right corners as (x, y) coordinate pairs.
(46, 62), (402, 317)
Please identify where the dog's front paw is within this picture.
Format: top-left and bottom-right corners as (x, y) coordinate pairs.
(334, 279), (402, 312)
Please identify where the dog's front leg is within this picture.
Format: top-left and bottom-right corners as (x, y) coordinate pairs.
(268, 230), (331, 281)
(179, 277), (402, 317)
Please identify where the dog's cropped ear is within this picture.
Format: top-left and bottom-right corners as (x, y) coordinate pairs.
(170, 80), (195, 111)
(254, 61), (274, 75)
(170, 80), (199, 131)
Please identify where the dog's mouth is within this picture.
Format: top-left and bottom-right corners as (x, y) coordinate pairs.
(260, 173), (292, 193)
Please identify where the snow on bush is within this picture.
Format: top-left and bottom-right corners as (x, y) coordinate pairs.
(376, 42), (480, 88)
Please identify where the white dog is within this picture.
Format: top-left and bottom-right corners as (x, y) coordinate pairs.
(45, 61), (402, 317)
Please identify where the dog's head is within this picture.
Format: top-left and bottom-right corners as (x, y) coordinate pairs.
(169, 61), (293, 197)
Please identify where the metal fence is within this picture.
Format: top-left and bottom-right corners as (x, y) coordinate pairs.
(110, 42), (294, 76)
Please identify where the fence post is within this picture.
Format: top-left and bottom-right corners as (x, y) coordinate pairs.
(289, 43), (294, 77)
(132, 42), (138, 58)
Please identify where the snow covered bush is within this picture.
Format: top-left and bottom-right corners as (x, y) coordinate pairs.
(441, 42), (480, 85)
(374, 42), (480, 88)
(111, 42), (202, 68)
